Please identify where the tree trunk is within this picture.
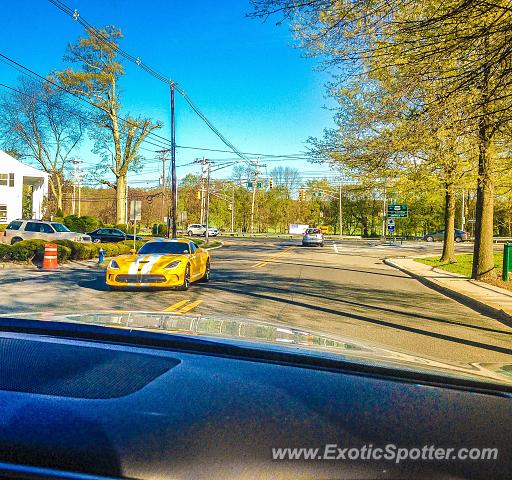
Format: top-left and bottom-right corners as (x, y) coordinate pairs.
(440, 182), (456, 263)
(116, 175), (126, 224)
(55, 174), (63, 212)
(472, 126), (495, 279)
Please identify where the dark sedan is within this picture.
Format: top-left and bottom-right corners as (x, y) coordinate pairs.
(87, 228), (143, 243)
(423, 229), (469, 243)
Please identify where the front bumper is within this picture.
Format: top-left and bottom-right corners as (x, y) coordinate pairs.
(106, 269), (184, 288)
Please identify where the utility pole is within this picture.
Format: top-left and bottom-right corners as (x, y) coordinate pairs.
(161, 149), (167, 222)
(77, 160), (82, 217)
(169, 82), (177, 238)
(461, 188), (465, 231)
(125, 176), (128, 227)
(339, 183), (343, 238)
(200, 157), (207, 224)
(382, 185), (387, 240)
(250, 159), (259, 234)
(71, 160), (76, 215)
(205, 161), (211, 244)
(231, 184), (235, 233)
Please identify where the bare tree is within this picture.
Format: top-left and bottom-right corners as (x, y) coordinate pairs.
(54, 26), (161, 224)
(0, 77), (84, 213)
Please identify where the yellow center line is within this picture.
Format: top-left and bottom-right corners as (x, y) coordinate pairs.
(251, 246), (295, 268)
(178, 300), (202, 314)
(163, 299), (190, 312)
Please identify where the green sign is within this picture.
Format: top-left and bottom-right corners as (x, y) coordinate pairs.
(387, 204), (408, 218)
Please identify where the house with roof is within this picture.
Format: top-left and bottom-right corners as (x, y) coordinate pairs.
(0, 150), (49, 224)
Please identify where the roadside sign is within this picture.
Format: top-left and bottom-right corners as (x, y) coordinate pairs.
(387, 204), (408, 218)
(387, 224), (395, 233)
(129, 200), (142, 221)
(387, 218), (395, 227)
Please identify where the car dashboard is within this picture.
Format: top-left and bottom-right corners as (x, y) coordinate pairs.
(0, 319), (508, 480)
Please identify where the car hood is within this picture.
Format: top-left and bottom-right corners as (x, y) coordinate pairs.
(112, 253), (188, 271)
(1, 312), (511, 390)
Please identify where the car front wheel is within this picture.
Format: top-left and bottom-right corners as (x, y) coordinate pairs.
(455, 236), (463, 243)
(177, 264), (191, 291)
(11, 237), (23, 245)
(200, 260), (210, 282)
(187, 230), (193, 236)
(426, 236), (434, 242)
(92, 238), (101, 244)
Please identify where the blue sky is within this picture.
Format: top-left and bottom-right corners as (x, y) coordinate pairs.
(0, 0), (337, 186)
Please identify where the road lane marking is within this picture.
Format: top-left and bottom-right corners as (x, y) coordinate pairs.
(178, 300), (202, 314)
(163, 299), (190, 312)
(251, 246), (295, 268)
(333, 243), (338, 253)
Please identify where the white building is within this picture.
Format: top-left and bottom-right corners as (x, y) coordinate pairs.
(0, 150), (49, 224)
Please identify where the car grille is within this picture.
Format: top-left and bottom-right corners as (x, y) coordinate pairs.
(115, 274), (167, 284)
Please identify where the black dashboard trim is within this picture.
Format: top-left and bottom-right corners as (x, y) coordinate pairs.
(0, 316), (509, 397)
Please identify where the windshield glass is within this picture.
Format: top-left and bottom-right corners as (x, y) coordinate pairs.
(0, 0), (511, 392)
(51, 223), (71, 232)
(138, 242), (189, 255)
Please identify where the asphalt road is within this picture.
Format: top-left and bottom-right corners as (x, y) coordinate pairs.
(0, 237), (511, 363)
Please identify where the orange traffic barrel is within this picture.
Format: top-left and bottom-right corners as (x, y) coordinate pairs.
(42, 244), (58, 269)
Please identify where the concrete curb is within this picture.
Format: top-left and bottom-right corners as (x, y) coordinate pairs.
(384, 258), (512, 327)
(204, 240), (224, 251)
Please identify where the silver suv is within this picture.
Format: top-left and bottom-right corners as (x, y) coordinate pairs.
(3, 219), (92, 245)
(186, 224), (219, 237)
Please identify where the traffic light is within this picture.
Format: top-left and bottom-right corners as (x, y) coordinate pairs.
(299, 189), (306, 201)
(196, 190), (201, 199)
(269, 177), (273, 189)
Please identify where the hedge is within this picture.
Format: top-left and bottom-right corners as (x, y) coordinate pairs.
(0, 240), (71, 263)
(0, 238), (148, 264)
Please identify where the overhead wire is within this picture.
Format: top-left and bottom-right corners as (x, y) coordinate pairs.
(47, 0), (252, 163)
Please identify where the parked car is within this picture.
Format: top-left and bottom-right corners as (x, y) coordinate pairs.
(423, 229), (469, 243)
(186, 224), (219, 237)
(302, 227), (324, 247)
(87, 228), (143, 244)
(3, 219), (91, 244)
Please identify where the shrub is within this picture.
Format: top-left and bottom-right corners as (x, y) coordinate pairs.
(0, 243), (11, 260)
(54, 240), (100, 260)
(63, 215), (103, 233)
(56, 245), (72, 262)
(8, 239), (46, 262)
(152, 223), (168, 237)
(120, 240), (146, 251)
(0, 225), (7, 233)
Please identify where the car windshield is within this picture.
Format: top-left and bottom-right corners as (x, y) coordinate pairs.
(138, 242), (189, 255)
(51, 223), (70, 232)
(1, 0), (512, 438)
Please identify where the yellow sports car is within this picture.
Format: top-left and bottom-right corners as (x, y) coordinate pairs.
(106, 238), (210, 290)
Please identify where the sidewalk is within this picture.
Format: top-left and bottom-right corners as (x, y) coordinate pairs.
(385, 257), (512, 326)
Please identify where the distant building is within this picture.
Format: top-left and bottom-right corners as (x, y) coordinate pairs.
(0, 150), (49, 224)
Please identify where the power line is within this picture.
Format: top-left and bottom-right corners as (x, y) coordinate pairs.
(47, 0), (252, 163)
(0, 53), (171, 151)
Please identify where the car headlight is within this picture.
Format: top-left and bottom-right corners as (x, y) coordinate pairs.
(164, 260), (181, 270)
(108, 260), (120, 269)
